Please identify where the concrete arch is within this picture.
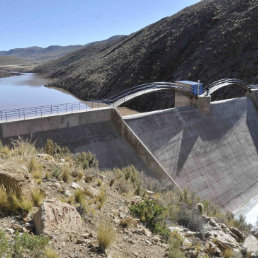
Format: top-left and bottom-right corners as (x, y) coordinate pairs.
(104, 82), (196, 107)
(202, 79), (252, 96)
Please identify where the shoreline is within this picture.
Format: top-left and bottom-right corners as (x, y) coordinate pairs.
(0, 71), (23, 79)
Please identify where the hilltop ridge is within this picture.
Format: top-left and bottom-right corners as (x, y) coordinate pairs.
(36, 0), (258, 100)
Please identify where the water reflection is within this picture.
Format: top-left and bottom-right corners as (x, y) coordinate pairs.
(0, 73), (84, 110)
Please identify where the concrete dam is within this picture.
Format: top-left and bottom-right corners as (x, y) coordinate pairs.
(0, 91), (258, 213)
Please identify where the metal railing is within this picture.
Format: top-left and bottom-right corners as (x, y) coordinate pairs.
(0, 102), (92, 122)
(102, 82), (197, 105)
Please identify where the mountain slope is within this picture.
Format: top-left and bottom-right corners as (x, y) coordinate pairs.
(0, 45), (83, 62)
(37, 0), (258, 100)
(0, 56), (34, 66)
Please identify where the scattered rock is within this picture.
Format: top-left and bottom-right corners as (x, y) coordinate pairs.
(84, 176), (93, 183)
(37, 153), (54, 162)
(71, 182), (83, 190)
(33, 199), (82, 235)
(243, 235), (258, 257)
(230, 227), (245, 242)
(64, 190), (72, 197)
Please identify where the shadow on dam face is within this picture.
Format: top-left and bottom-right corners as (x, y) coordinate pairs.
(125, 97), (258, 212)
(0, 97), (257, 212)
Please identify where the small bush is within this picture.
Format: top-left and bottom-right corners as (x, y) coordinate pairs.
(74, 190), (85, 204)
(130, 199), (169, 238)
(44, 139), (70, 157)
(115, 178), (131, 194)
(0, 186), (33, 214)
(96, 190), (106, 208)
(177, 207), (203, 233)
(76, 152), (98, 169)
(130, 199), (164, 231)
(76, 170), (83, 181)
(169, 230), (184, 249)
(20, 197), (34, 213)
(223, 247), (233, 258)
(168, 248), (186, 258)
(29, 158), (42, 179)
(120, 217), (137, 228)
(97, 221), (116, 252)
(45, 247), (59, 258)
(52, 165), (62, 179)
(11, 137), (36, 158)
(44, 139), (55, 156)
(13, 232), (49, 257)
(96, 178), (102, 186)
(61, 167), (70, 182)
(31, 188), (44, 206)
(0, 145), (11, 156)
(0, 230), (8, 256)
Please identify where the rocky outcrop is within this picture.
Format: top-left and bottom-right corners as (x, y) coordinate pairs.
(33, 199), (82, 235)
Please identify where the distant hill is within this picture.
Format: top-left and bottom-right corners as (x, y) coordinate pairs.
(36, 0), (258, 101)
(0, 45), (84, 63)
(0, 56), (34, 66)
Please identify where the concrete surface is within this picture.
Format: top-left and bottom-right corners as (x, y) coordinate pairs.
(0, 108), (173, 183)
(125, 96), (258, 212)
(247, 89), (258, 110)
(197, 95), (211, 114)
(174, 91), (196, 107)
(111, 108), (180, 187)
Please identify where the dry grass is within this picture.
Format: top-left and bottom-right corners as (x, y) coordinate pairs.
(74, 190), (85, 204)
(61, 167), (70, 182)
(76, 170), (83, 181)
(29, 158), (42, 180)
(0, 186), (33, 213)
(11, 137), (36, 158)
(97, 221), (116, 252)
(223, 247), (233, 258)
(120, 217), (137, 228)
(96, 190), (106, 208)
(31, 188), (44, 206)
(0, 146), (11, 156)
(45, 248), (59, 258)
(96, 178), (103, 186)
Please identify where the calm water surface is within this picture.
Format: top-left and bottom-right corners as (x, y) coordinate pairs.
(0, 73), (83, 110)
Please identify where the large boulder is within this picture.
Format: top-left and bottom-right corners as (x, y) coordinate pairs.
(243, 235), (258, 257)
(33, 199), (82, 235)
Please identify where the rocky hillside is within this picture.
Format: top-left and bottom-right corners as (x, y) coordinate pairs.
(0, 138), (257, 257)
(37, 0), (258, 101)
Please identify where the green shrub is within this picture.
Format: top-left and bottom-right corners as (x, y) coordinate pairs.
(0, 230), (8, 257)
(52, 165), (62, 179)
(76, 151), (98, 169)
(130, 199), (169, 238)
(13, 232), (49, 257)
(168, 248), (186, 258)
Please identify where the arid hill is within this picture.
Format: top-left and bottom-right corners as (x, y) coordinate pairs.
(0, 45), (84, 63)
(36, 0), (258, 101)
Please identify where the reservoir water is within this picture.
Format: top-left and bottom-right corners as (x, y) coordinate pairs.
(0, 73), (84, 110)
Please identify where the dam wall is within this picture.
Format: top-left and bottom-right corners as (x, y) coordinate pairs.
(125, 97), (258, 212)
(0, 108), (174, 184)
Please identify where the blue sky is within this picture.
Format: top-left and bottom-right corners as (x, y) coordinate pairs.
(0, 0), (200, 50)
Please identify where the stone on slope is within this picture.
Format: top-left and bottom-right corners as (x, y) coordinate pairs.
(33, 199), (82, 235)
(243, 235), (258, 257)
